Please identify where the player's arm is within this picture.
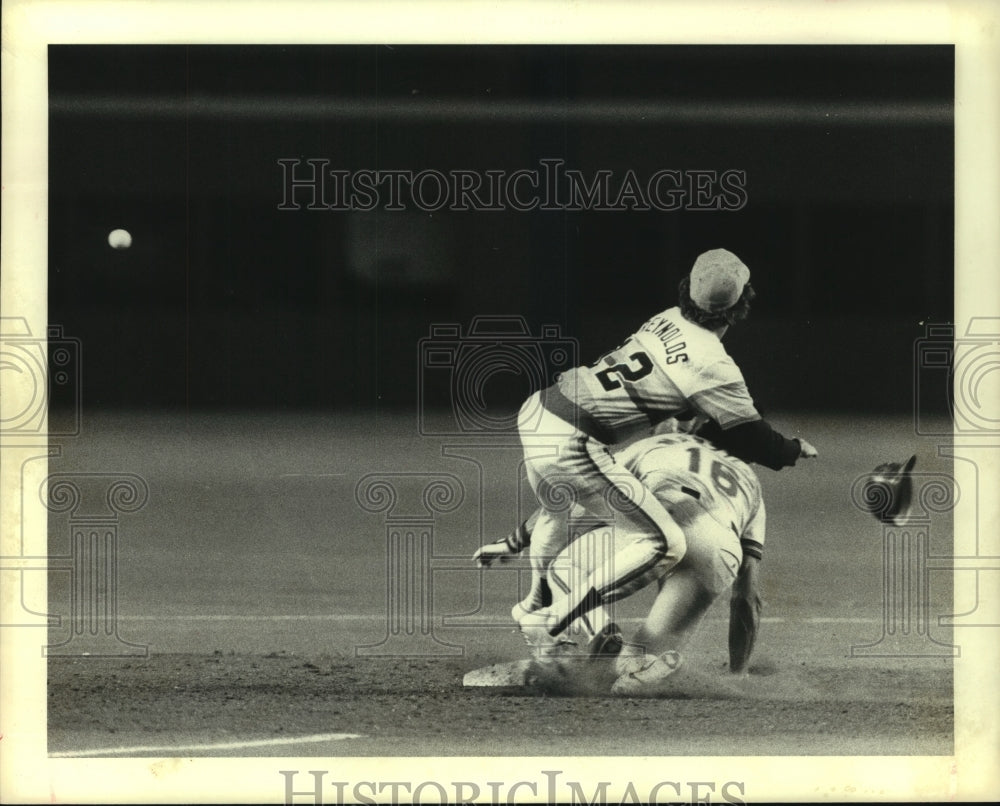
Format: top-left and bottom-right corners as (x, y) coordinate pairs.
(698, 416), (816, 471)
(728, 502), (766, 675)
(686, 364), (817, 470)
(728, 553), (762, 675)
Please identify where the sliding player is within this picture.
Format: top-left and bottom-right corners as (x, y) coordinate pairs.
(481, 420), (780, 695)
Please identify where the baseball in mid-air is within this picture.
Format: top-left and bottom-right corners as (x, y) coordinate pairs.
(108, 228), (132, 249)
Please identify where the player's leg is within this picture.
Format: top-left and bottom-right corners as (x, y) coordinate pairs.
(635, 513), (740, 655)
(544, 522), (633, 655)
(532, 450), (688, 640)
(612, 512), (741, 694)
(513, 394), (581, 619)
(632, 570), (716, 656)
(511, 508), (561, 618)
(514, 396), (687, 633)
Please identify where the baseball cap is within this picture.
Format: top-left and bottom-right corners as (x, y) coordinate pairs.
(689, 249), (751, 312)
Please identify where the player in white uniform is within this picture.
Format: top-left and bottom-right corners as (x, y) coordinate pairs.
(488, 424), (769, 694)
(477, 249), (816, 648)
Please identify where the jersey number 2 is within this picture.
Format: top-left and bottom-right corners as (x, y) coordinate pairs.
(686, 446), (739, 498)
(595, 351), (654, 391)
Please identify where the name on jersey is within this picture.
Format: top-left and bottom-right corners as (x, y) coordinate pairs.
(640, 315), (689, 364)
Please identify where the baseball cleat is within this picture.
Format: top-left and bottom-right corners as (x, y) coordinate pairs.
(510, 577), (554, 623)
(515, 608), (558, 646)
(610, 650), (683, 696)
(510, 600), (537, 625)
(585, 622), (625, 661)
(515, 608), (578, 660)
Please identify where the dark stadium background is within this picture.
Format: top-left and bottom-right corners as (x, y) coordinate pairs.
(48, 45), (953, 417)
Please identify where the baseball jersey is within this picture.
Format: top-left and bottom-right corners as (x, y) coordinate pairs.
(616, 432), (766, 555)
(555, 306), (762, 444)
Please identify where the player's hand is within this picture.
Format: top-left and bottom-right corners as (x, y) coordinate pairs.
(473, 541), (519, 568)
(798, 439), (818, 459)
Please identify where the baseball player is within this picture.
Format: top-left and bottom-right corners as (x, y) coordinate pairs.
(477, 249), (817, 644)
(497, 424), (771, 695)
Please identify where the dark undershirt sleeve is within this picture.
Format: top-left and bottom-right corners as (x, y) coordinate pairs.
(698, 418), (801, 471)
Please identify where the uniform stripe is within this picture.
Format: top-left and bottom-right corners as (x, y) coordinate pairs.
(506, 521), (531, 552)
(539, 384), (615, 443)
(740, 537), (764, 560)
(577, 436), (682, 602)
(595, 560), (662, 598)
(579, 437), (667, 551)
(550, 586), (602, 636)
(549, 568), (571, 595)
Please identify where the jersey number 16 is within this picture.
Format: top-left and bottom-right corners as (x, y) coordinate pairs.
(686, 446), (739, 498)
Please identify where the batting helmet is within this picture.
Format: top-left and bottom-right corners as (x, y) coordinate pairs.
(862, 455), (917, 526)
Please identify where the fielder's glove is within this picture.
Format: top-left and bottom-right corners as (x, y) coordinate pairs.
(472, 519), (533, 568)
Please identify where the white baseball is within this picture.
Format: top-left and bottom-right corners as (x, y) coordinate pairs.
(108, 228), (132, 249)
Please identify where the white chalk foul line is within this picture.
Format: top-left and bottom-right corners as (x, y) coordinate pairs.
(115, 614), (884, 624)
(277, 473), (347, 477)
(49, 732), (362, 758)
(118, 613), (378, 621)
